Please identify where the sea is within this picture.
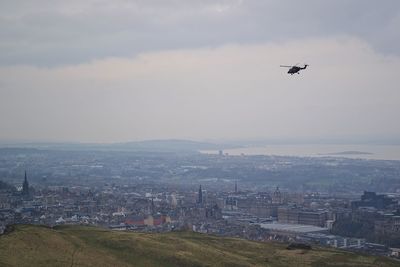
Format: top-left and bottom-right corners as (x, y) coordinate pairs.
(201, 144), (400, 161)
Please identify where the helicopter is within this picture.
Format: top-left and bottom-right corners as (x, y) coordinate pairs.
(280, 63), (308, 75)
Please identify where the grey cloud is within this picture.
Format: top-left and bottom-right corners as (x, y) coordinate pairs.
(0, 0), (399, 66)
(1, 38), (400, 142)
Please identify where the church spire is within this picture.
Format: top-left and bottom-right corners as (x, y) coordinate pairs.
(198, 185), (203, 205)
(22, 170), (29, 197)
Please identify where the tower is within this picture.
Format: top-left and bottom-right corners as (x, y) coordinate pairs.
(151, 196), (155, 214)
(198, 185), (203, 205)
(272, 186), (282, 204)
(235, 180), (238, 193)
(22, 171), (29, 197)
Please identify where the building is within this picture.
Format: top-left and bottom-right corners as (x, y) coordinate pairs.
(374, 214), (400, 236)
(225, 196), (238, 210)
(197, 185), (203, 206)
(125, 215), (145, 226)
(299, 233), (365, 249)
(259, 222), (328, 235)
(278, 206), (327, 227)
(22, 171), (30, 199)
(298, 210), (327, 227)
(351, 191), (395, 210)
(278, 206), (299, 224)
(272, 187), (282, 204)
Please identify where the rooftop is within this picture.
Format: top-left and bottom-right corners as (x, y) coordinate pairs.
(258, 222), (328, 233)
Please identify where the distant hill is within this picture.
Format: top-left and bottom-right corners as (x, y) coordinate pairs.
(0, 139), (235, 153)
(0, 225), (398, 267)
(109, 139), (232, 152)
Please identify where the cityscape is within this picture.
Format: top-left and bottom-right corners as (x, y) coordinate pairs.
(1, 1), (400, 266)
(1, 145), (400, 259)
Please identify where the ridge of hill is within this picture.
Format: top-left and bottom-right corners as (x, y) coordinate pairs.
(0, 225), (398, 267)
(0, 139), (234, 152)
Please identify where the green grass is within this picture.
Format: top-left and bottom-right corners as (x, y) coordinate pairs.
(0, 225), (398, 267)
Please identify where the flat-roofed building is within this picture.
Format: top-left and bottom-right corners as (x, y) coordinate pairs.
(298, 210), (327, 227)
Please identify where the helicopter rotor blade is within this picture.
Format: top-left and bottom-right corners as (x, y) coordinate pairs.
(280, 65), (292, 68)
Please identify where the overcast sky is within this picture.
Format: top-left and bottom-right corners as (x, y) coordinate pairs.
(1, 0), (400, 143)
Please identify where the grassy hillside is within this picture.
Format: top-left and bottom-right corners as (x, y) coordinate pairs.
(0, 225), (398, 267)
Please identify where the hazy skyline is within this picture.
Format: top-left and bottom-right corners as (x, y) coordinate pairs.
(1, 1), (400, 142)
